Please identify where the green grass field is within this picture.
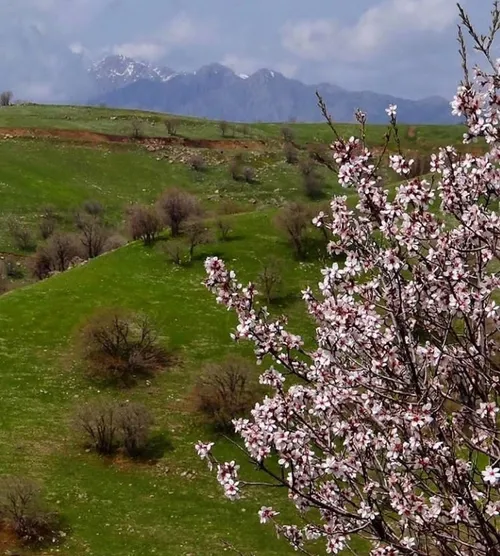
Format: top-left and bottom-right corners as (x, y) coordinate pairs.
(0, 103), (471, 555)
(0, 104), (467, 147)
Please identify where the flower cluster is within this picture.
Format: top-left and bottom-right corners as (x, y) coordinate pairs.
(196, 9), (500, 555)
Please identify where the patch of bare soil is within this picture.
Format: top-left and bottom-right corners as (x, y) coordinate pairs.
(0, 128), (268, 151)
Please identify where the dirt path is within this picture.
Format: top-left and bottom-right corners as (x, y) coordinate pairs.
(0, 127), (268, 151)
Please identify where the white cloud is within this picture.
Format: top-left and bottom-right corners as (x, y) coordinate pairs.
(112, 42), (167, 62)
(282, 0), (457, 62)
(109, 12), (215, 63)
(220, 55), (262, 75)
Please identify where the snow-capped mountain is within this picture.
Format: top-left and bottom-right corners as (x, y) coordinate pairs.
(89, 55), (175, 95)
(89, 59), (457, 124)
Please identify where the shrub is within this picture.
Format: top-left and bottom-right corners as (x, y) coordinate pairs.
(47, 233), (81, 271)
(117, 402), (154, 458)
(164, 239), (189, 265)
(257, 258), (283, 305)
(30, 248), (53, 280)
(103, 233), (127, 253)
(281, 126), (294, 143)
(74, 399), (119, 455)
(80, 309), (171, 386)
(188, 154), (207, 172)
(157, 188), (199, 237)
(191, 357), (261, 432)
(275, 202), (311, 259)
(242, 166), (256, 184)
(216, 217), (232, 241)
(229, 154), (245, 181)
(219, 120), (229, 137)
(82, 200), (105, 217)
(126, 204), (162, 245)
(7, 218), (36, 252)
(130, 119), (143, 140)
(31, 233), (81, 279)
(241, 124), (250, 137)
(0, 476), (62, 547)
(302, 170), (325, 199)
(3, 256), (24, 279)
(0, 91), (13, 106)
(182, 219), (211, 260)
(164, 118), (179, 136)
(284, 143), (299, 164)
(38, 214), (56, 240)
(74, 213), (108, 259)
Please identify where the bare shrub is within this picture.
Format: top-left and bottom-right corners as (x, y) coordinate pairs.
(182, 219), (212, 260)
(74, 399), (119, 455)
(46, 233), (81, 272)
(242, 166), (256, 184)
(281, 126), (294, 143)
(257, 258), (283, 305)
(229, 154), (245, 181)
(275, 202), (311, 259)
(30, 249), (53, 280)
(7, 218), (36, 252)
(80, 309), (171, 385)
(126, 204), (162, 245)
(0, 91), (13, 106)
(38, 214), (56, 240)
(216, 217), (232, 241)
(103, 233), (127, 253)
(219, 199), (245, 215)
(74, 213), (108, 259)
(82, 200), (105, 217)
(157, 188), (199, 237)
(191, 357), (261, 432)
(3, 256), (24, 279)
(164, 239), (189, 265)
(188, 154), (207, 172)
(164, 118), (179, 136)
(117, 402), (154, 458)
(130, 119), (143, 140)
(0, 476), (61, 547)
(284, 142), (299, 164)
(303, 170), (325, 199)
(219, 120), (229, 137)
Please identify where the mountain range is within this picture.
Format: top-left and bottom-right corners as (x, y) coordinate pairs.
(88, 55), (457, 124)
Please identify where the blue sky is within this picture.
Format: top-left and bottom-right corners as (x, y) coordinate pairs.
(0, 0), (493, 101)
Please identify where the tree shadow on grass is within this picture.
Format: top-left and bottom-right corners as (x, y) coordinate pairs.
(135, 432), (174, 463)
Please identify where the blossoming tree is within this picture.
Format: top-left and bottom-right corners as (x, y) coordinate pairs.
(196, 4), (500, 554)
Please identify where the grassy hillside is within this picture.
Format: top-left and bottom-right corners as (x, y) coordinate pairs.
(0, 103), (474, 555)
(0, 210), (338, 556)
(0, 104), (467, 146)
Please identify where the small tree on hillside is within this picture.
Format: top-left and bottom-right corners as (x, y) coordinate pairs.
(74, 213), (108, 259)
(219, 120), (229, 137)
(0, 91), (13, 106)
(157, 188), (199, 237)
(281, 126), (294, 143)
(182, 219), (211, 260)
(165, 118), (179, 136)
(274, 202), (310, 259)
(127, 204), (162, 245)
(7, 217), (36, 251)
(257, 258), (283, 305)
